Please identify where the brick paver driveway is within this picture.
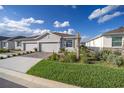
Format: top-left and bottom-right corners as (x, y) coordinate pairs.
(0, 57), (41, 73)
(22, 52), (52, 59)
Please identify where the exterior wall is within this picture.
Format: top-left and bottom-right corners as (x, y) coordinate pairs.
(14, 41), (23, 50)
(103, 36), (112, 48)
(1, 41), (15, 49)
(0, 41), (2, 48)
(2, 41), (8, 49)
(85, 36), (103, 51)
(38, 33), (61, 43)
(61, 38), (76, 52)
(7, 41), (15, 49)
(86, 35), (124, 51)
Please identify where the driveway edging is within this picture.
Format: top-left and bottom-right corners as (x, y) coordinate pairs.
(0, 67), (79, 88)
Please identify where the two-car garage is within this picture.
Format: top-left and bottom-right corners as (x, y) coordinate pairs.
(23, 42), (60, 53)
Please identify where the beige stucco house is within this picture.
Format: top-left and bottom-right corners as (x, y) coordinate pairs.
(13, 32), (79, 53)
(85, 27), (124, 51)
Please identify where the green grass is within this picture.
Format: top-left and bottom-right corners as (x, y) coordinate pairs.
(27, 60), (124, 88)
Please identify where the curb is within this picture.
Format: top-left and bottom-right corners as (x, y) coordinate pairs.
(0, 67), (79, 88)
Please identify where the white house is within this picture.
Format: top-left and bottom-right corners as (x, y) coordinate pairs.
(1, 36), (25, 50)
(85, 27), (124, 51)
(2, 32), (80, 53)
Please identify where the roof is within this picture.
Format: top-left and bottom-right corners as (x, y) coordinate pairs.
(16, 32), (77, 41)
(3, 36), (26, 41)
(52, 32), (75, 37)
(0, 36), (10, 41)
(103, 27), (124, 35)
(86, 27), (124, 43)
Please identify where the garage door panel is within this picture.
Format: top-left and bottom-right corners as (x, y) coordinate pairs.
(41, 43), (60, 52)
(25, 43), (37, 51)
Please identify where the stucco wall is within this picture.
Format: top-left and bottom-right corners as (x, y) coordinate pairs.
(103, 36), (112, 48)
(15, 41), (23, 50)
(86, 36), (103, 48)
(38, 33), (61, 43)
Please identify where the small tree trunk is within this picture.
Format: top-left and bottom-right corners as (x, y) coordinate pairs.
(76, 32), (80, 60)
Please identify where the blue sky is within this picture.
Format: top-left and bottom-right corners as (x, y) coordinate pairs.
(0, 5), (124, 40)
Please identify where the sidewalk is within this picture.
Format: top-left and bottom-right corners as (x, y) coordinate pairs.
(0, 67), (79, 88)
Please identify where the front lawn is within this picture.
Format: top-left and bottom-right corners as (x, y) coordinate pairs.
(27, 60), (124, 88)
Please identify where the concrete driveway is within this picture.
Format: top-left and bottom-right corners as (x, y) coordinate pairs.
(0, 57), (41, 73)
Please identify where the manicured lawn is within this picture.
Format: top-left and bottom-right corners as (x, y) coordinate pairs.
(27, 60), (124, 88)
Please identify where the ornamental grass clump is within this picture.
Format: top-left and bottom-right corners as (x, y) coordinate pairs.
(112, 56), (124, 67)
(48, 52), (59, 61)
(63, 52), (77, 63)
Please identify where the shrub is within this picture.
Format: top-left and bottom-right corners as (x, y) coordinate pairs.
(80, 54), (88, 63)
(112, 56), (124, 67)
(59, 48), (65, 53)
(49, 52), (59, 61)
(34, 48), (37, 52)
(17, 53), (21, 55)
(58, 52), (77, 63)
(12, 54), (16, 56)
(106, 53), (115, 62)
(100, 50), (112, 61)
(26, 51), (30, 54)
(113, 51), (121, 56)
(0, 48), (10, 53)
(7, 55), (11, 58)
(0, 56), (4, 59)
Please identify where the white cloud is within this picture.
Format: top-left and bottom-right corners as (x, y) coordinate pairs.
(88, 5), (120, 20)
(60, 28), (75, 34)
(33, 29), (50, 35)
(0, 17), (45, 36)
(0, 5), (4, 10)
(72, 5), (77, 9)
(98, 11), (124, 23)
(53, 21), (70, 28)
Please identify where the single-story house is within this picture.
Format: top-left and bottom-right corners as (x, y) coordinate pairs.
(1, 36), (25, 50)
(85, 27), (124, 51)
(0, 32), (80, 53)
(20, 32), (80, 52)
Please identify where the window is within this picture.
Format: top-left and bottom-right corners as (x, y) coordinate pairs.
(66, 40), (72, 47)
(112, 37), (122, 47)
(17, 41), (21, 46)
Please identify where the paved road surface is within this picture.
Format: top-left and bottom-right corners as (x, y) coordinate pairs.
(0, 78), (26, 88)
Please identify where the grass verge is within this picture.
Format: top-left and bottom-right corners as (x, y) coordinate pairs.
(27, 60), (124, 88)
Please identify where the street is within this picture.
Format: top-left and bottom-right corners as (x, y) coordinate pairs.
(0, 78), (26, 88)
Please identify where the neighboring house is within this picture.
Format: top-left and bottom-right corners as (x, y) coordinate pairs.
(85, 27), (124, 51)
(1, 36), (25, 50)
(0, 36), (10, 48)
(18, 32), (79, 52)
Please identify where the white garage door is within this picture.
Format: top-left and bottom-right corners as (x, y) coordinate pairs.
(40, 43), (60, 52)
(25, 43), (37, 51)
